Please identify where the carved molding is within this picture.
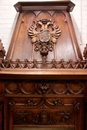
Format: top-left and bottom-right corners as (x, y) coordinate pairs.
(5, 80), (84, 95)
(1, 58), (87, 69)
(9, 98), (41, 108)
(46, 99), (80, 110)
(9, 98), (80, 112)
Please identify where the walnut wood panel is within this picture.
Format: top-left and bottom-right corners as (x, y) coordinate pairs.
(85, 102), (87, 130)
(6, 97), (82, 127)
(2, 79), (85, 130)
(0, 102), (4, 130)
(6, 10), (82, 61)
(4, 80), (84, 96)
(0, 1), (87, 130)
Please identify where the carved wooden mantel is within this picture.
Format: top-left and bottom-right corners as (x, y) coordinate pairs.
(0, 1), (87, 130)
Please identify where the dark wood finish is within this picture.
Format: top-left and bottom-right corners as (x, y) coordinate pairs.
(0, 102), (4, 130)
(6, 9), (82, 61)
(85, 102), (87, 130)
(0, 82), (4, 130)
(0, 1), (87, 130)
(14, 0), (75, 12)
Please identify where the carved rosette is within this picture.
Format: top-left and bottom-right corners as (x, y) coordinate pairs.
(28, 19), (61, 63)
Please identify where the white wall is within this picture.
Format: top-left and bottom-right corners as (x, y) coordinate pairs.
(72, 0), (87, 53)
(0, 0), (87, 56)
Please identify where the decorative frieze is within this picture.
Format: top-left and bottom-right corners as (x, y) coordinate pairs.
(0, 58), (87, 69)
(5, 80), (84, 95)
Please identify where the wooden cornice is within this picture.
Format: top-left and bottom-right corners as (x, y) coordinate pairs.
(0, 68), (87, 80)
(14, 0), (75, 12)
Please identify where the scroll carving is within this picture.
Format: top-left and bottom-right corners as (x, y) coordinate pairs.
(9, 99), (38, 108)
(28, 19), (61, 63)
(9, 98), (80, 112)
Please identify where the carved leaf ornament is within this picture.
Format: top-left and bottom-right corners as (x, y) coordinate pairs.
(28, 19), (61, 60)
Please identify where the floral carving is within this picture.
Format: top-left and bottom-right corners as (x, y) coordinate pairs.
(56, 110), (72, 124)
(14, 110), (32, 124)
(33, 110), (56, 125)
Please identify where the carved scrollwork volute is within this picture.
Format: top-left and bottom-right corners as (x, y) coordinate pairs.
(28, 19), (61, 63)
